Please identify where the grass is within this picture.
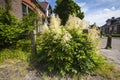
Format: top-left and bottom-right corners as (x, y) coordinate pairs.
(0, 48), (30, 80)
(39, 64), (120, 80)
(103, 34), (120, 37)
(0, 59), (29, 80)
(0, 47), (120, 79)
(0, 48), (29, 65)
(94, 62), (120, 80)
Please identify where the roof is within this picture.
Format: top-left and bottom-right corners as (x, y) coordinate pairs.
(111, 17), (120, 25)
(102, 17), (120, 27)
(23, 0), (45, 17)
(23, 0), (37, 10)
(101, 24), (107, 27)
(90, 23), (99, 28)
(39, 2), (49, 12)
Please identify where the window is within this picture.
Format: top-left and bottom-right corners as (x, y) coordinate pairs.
(30, 0), (33, 2)
(107, 21), (111, 26)
(22, 3), (33, 16)
(114, 26), (117, 33)
(28, 7), (33, 13)
(22, 3), (27, 16)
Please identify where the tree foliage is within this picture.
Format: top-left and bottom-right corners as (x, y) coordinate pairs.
(54, 0), (84, 25)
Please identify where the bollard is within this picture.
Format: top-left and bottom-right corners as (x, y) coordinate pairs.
(100, 31), (102, 38)
(30, 30), (36, 54)
(105, 35), (112, 49)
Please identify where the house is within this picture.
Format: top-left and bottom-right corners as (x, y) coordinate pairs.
(0, 0), (52, 32)
(0, 0), (45, 18)
(0, 0), (52, 24)
(101, 17), (120, 34)
(39, 1), (52, 25)
(90, 23), (99, 29)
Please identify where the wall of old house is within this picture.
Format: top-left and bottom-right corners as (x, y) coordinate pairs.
(0, 0), (23, 19)
(0, 0), (46, 19)
(101, 17), (120, 34)
(0, 0), (6, 9)
(0, 0), (47, 32)
(12, 0), (23, 19)
(117, 25), (120, 34)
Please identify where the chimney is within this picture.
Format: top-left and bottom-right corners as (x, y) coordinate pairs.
(112, 17), (115, 20)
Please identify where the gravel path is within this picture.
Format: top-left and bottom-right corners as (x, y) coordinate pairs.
(101, 37), (120, 68)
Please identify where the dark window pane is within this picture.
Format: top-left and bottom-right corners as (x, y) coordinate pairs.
(28, 7), (33, 13)
(22, 3), (27, 16)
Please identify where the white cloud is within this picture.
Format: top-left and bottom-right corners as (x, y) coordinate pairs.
(111, 6), (116, 10)
(104, 8), (111, 12)
(78, 2), (86, 7)
(101, 0), (119, 3)
(77, 2), (88, 13)
(104, 7), (116, 12)
(85, 7), (120, 26)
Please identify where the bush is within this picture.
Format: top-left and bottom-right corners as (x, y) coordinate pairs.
(0, 8), (22, 48)
(0, 6), (38, 49)
(32, 15), (104, 76)
(16, 39), (31, 52)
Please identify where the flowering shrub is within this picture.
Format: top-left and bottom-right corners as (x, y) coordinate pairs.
(34, 15), (104, 75)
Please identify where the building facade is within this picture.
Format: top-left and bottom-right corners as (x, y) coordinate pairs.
(101, 17), (120, 34)
(39, 1), (52, 25)
(0, 0), (46, 19)
(0, 0), (52, 32)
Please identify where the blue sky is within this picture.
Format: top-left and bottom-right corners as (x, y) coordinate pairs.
(39, 0), (120, 26)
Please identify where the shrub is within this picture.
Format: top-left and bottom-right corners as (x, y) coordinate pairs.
(21, 11), (38, 34)
(16, 39), (31, 52)
(33, 15), (104, 76)
(0, 6), (38, 49)
(0, 8), (22, 48)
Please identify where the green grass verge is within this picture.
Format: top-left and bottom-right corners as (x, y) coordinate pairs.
(103, 34), (120, 37)
(0, 49), (29, 64)
(94, 62), (120, 80)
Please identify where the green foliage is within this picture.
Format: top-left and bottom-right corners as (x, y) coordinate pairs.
(21, 12), (38, 33)
(16, 39), (31, 52)
(103, 34), (120, 37)
(54, 0), (84, 25)
(0, 8), (22, 48)
(0, 6), (38, 49)
(0, 49), (28, 64)
(32, 16), (104, 76)
(94, 62), (120, 79)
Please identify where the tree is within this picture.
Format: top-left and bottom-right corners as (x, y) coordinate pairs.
(54, 0), (84, 25)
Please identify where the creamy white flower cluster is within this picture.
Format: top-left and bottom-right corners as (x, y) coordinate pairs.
(41, 15), (99, 45)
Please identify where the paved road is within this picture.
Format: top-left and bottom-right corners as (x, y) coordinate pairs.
(101, 37), (120, 68)
(101, 37), (120, 51)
